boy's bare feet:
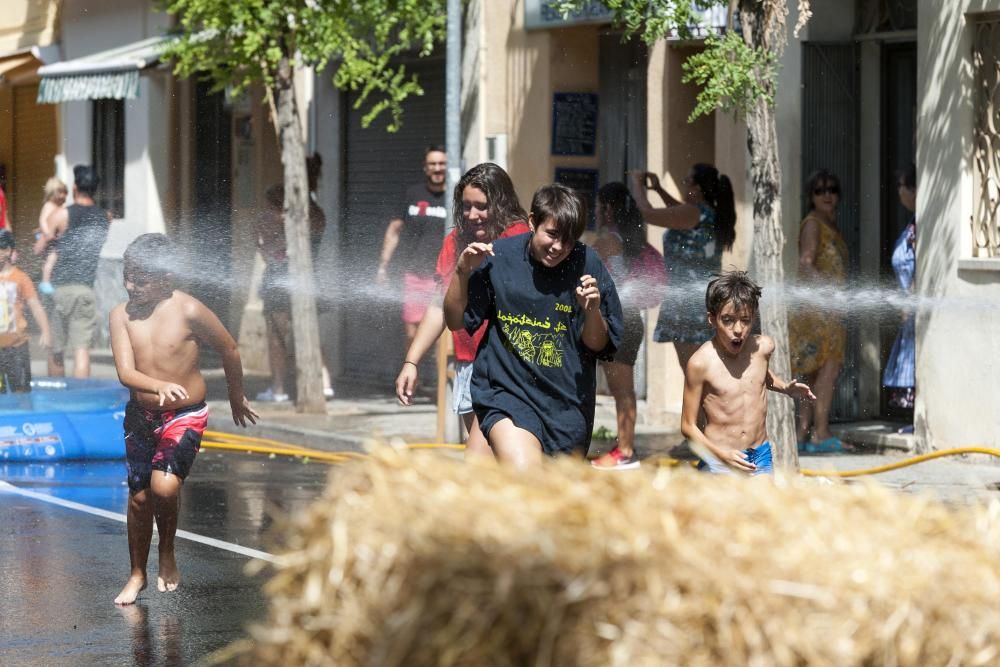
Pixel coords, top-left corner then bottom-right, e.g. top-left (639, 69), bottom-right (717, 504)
top-left (114, 574), bottom-right (147, 605)
top-left (157, 555), bottom-right (180, 592)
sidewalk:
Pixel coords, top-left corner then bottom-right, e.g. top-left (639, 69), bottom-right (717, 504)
top-left (80, 354), bottom-right (1000, 505)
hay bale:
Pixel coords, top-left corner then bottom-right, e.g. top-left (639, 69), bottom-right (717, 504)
top-left (245, 452), bottom-right (1000, 666)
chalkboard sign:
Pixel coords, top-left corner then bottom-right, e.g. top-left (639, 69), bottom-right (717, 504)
top-left (551, 93), bottom-right (598, 156)
top-left (554, 167), bottom-right (599, 229)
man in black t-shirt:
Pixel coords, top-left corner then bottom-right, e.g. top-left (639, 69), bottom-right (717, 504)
top-left (376, 146), bottom-right (448, 345)
top-left (37, 165), bottom-right (111, 379)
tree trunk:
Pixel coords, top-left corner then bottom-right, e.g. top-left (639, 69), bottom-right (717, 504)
top-left (274, 56), bottom-right (326, 414)
top-left (740, 2), bottom-right (798, 471)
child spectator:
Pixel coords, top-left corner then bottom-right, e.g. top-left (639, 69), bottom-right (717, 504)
top-left (0, 230), bottom-right (51, 391)
top-left (682, 271), bottom-right (815, 475)
top-left (443, 184), bottom-right (623, 467)
top-left (110, 233), bottom-right (258, 605)
top-left (395, 163), bottom-right (528, 459)
top-left (36, 177), bottom-right (68, 295)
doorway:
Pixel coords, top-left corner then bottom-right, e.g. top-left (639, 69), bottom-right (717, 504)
top-left (879, 41), bottom-right (917, 421)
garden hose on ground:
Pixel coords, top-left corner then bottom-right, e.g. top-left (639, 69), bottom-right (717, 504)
top-left (199, 432), bottom-right (1000, 478)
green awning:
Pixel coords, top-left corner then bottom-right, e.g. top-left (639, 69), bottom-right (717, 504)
top-left (37, 35), bottom-right (169, 103)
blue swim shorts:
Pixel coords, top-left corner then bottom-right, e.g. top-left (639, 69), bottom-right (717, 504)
top-left (697, 441), bottom-right (773, 476)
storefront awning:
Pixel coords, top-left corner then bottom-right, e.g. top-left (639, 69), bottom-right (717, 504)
top-left (37, 35), bottom-right (170, 103)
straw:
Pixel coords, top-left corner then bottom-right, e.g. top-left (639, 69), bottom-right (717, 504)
top-left (238, 450), bottom-right (1000, 666)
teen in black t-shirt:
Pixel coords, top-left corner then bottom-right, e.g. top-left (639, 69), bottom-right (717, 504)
top-left (444, 184), bottom-right (623, 466)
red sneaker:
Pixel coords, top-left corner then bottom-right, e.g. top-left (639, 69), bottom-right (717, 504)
top-left (590, 445), bottom-right (640, 470)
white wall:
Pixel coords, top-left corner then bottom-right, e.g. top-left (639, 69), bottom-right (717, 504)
top-left (57, 0), bottom-right (171, 258)
top-left (915, 0), bottom-right (1000, 451)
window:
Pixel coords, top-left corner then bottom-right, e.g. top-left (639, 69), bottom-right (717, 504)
top-left (971, 14), bottom-right (1000, 258)
top-left (92, 98), bottom-right (124, 218)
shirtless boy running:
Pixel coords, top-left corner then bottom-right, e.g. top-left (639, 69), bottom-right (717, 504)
top-left (682, 271), bottom-right (815, 475)
top-left (110, 234), bottom-right (258, 605)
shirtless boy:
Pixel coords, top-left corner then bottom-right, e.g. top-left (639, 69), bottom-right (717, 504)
top-left (682, 271), bottom-right (815, 475)
top-left (110, 234), bottom-right (258, 605)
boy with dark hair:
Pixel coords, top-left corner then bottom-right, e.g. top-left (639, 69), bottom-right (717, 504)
top-left (0, 230), bottom-right (51, 391)
top-left (110, 233), bottom-right (258, 605)
top-left (682, 271), bottom-right (815, 475)
top-left (443, 183), bottom-right (623, 468)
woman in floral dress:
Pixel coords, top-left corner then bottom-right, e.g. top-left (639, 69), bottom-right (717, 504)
top-left (790, 169), bottom-right (849, 453)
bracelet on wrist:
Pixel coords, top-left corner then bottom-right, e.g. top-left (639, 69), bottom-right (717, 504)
top-left (403, 360), bottom-right (418, 367)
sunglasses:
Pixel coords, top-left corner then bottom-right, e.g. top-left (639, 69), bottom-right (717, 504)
top-left (813, 186), bottom-right (839, 196)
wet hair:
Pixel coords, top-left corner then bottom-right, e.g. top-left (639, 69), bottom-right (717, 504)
top-left (424, 145), bottom-right (446, 159)
top-left (597, 181), bottom-right (645, 263)
top-left (690, 163), bottom-right (736, 251)
top-left (73, 164), bottom-right (99, 197)
top-left (453, 163), bottom-right (527, 245)
top-left (43, 177), bottom-right (68, 203)
top-left (529, 183), bottom-right (586, 243)
top-left (123, 233), bottom-right (178, 277)
top-left (705, 270), bottom-right (762, 316)
top-left (896, 163), bottom-right (916, 190)
top-left (804, 168), bottom-right (841, 209)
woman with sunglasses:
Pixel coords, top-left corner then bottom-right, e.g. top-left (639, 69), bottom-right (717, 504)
top-left (789, 169), bottom-right (849, 453)
top-left (629, 164), bottom-right (737, 373)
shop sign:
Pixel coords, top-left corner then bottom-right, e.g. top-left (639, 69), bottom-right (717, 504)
top-left (524, 0), bottom-right (613, 30)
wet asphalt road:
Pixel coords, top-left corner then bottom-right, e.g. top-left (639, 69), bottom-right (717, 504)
top-left (0, 451), bottom-right (331, 665)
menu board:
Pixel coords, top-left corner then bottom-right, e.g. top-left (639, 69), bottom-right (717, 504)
top-left (551, 93), bottom-right (598, 156)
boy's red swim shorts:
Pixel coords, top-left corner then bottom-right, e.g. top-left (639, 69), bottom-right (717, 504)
top-left (124, 401), bottom-right (209, 492)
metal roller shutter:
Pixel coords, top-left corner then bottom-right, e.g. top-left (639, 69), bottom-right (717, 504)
top-left (339, 55), bottom-right (446, 386)
top-left (801, 43), bottom-right (860, 421)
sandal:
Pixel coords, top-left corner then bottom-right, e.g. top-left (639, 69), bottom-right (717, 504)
top-left (591, 445), bottom-right (641, 470)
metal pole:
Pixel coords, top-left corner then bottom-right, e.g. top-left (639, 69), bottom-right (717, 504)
top-left (445, 0), bottom-right (462, 230)
top-left (439, 0), bottom-right (463, 443)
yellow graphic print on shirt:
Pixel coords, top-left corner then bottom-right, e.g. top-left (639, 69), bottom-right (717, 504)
top-left (498, 309), bottom-right (568, 368)
top-left (0, 282), bottom-right (19, 334)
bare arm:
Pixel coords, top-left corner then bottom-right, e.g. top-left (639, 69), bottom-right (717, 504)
top-left (797, 217), bottom-right (821, 281)
top-left (110, 306), bottom-right (189, 404)
top-left (26, 297), bottom-right (51, 349)
top-left (395, 302), bottom-right (447, 405)
top-left (443, 242), bottom-right (493, 331)
top-left (628, 171), bottom-right (701, 230)
top-left (443, 269), bottom-right (471, 332)
top-left (187, 298), bottom-right (258, 426)
top-left (35, 206), bottom-right (67, 256)
top-left (576, 274), bottom-right (609, 352)
top-left (377, 218), bottom-right (404, 279)
top-left (766, 368), bottom-right (817, 401)
top-left (681, 354), bottom-right (756, 472)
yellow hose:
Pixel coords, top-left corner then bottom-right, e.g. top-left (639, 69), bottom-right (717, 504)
top-left (799, 447), bottom-right (1000, 478)
top-left (200, 433), bottom-right (1000, 478)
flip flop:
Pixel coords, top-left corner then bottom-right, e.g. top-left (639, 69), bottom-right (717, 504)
top-left (802, 437), bottom-right (844, 454)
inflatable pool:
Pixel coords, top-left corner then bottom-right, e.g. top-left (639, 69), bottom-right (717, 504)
top-left (0, 378), bottom-right (129, 462)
